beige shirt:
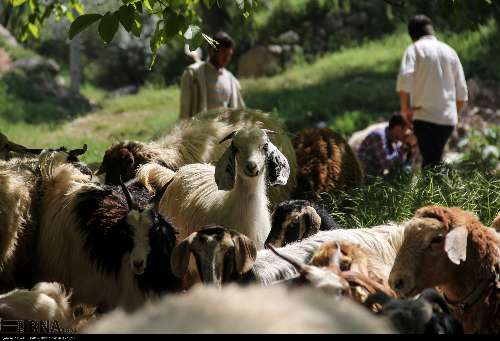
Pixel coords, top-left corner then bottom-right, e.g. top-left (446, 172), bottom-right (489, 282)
top-left (396, 35), bottom-right (468, 126)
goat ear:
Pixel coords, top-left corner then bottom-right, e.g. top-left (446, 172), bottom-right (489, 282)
top-left (266, 141), bottom-right (290, 187)
top-left (444, 226), bottom-right (468, 265)
top-left (215, 145), bottom-right (236, 190)
top-left (170, 234), bottom-right (195, 278)
top-left (231, 232), bottom-right (257, 275)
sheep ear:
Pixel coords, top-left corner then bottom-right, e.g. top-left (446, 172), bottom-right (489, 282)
top-left (266, 142), bottom-right (290, 187)
top-left (215, 144), bottom-right (236, 190)
top-left (170, 234), bottom-right (195, 278)
top-left (231, 232), bottom-right (257, 275)
top-left (444, 226), bottom-right (468, 265)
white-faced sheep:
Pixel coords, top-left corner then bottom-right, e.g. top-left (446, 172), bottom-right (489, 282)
top-left (365, 288), bottom-right (464, 334)
top-left (35, 163), bottom-right (181, 312)
top-left (0, 282), bottom-right (96, 332)
top-left (266, 199), bottom-right (342, 247)
top-left (97, 108), bottom-right (297, 204)
top-left (389, 205), bottom-right (500, 334)
top-left (292, 127), bottom-right (364, 199)
top-left (0, 132), bottom-right (44, 160)
top-left (139, 127), bottom-right (291, 250)
top-left (0, 146), bottom-right (90, 291)
top-left (83, 284), bottom-right (395, 333)
top-left (170, 226), bottom-right (257, 287)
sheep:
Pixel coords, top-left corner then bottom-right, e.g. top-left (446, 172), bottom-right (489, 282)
top-left (140, 127), bottom-right (291, 250)
top-left (267, 242), bottom-right (395, 302)
top-left (83, 283), bottom-right (396, 333)
top-left (364, 288), bottom-right (464, 334)
top-left (292, 127), bottom-right (364, 199)
top-left (250, 223), bottom-right (405, 286)
top-left (35, 162), bottom-right (181, 312)
top-left (0, 282), bottom-right (96, 332)
top-left (389, 205), bottom-right (500, 334)
top-left (0, 146), bottom-right (90, 291)
top-left (170, 226), bottom-right (257, 287)
top-left (492, 213), bottom-right (500, 233)
top-left (97, 108), bottom-right (297, 204)
top-left (0, 132), bottom-right (44, 160)
top-left (266, 199), bottom-right (341, 247)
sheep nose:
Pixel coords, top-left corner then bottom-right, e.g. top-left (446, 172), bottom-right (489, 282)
top-left (133, 260), bottom-right (144, 269)
top-left (245, 162), bottom-right (258, 175)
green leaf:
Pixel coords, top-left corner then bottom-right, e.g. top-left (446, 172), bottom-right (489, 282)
top-left (69, 13), bottom-right (102, 39)
top-left (28, 22), bottom-right (39, 38)
top-left (72, 2), bottom-right (85, 15)
top-left (12, 0), bottom-right (27, 7)
top-left (28, 0), bottom-right (37, 12)
top-left (164, 10), bottom-right (186, 39)
top-left (131, 13), bottom-right (142, 37)
top-left (66, 11), bottom-right (76, 22)
top-left (118, 5), bottom-right (134, 32)
top-left (98, 11), bottom-right (120, 44)
top-left (144, 0), bottom-right (154, 12)
top-left (184, 25), bottom-right (203, 49)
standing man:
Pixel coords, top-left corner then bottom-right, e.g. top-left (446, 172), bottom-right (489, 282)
top-left (179, 31), bottom-right (245, 120)
top-left (396, 15), bottom-right (468, 169)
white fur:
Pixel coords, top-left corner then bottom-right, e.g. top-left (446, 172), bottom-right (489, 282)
top-left (127, 210), bottom-right (152, 275)
top-left (253, 223), bottom-right (406, 285)
top-left (84, 284), bottom-right (395, 333)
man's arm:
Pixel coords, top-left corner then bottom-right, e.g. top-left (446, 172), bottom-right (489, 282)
top-left (399, 91), bottom-right (413, 124)
top-left (456, 100), bottom-right (466, 114)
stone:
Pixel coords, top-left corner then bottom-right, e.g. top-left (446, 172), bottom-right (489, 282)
top-left (237, 45), bottom-right (282, 78)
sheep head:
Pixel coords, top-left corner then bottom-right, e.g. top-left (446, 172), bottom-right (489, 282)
top-left (266, 243), bottom-right (350, 296)
top-left (266, 200), bottom-right (322, 247)
top-left (215, 128), bottom-right (290, 190)
top-left (389, 205), bottom-right (478, 297)
top-left (171, 227), bottom-right (257, 288)
top-left (38, 145), bottom-right (91, 180)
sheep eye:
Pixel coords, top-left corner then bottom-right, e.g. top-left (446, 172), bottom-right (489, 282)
top-left (430, 235), bottom-right (444, 244)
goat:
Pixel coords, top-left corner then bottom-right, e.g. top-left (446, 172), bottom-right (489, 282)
top-left (140, 127), bottom-right (290, 250)
top-left (389, 205), bottom-right (500, 334)
top-left (97, 108), bottom-right (297, 204)
top-left (35, 162), bottom-right (180, 312)
top-left (292, 127), bottom-right (364, 199)
top-left (365, 288), bottom-right (464, 334)
top-left (83, 283), bottom-right (395, 333)
top-left (0, 132), bottom-right (44, 160)
top-left (266, 199), bottom-right (341, 247)
top-left (0, 146), bottom-right (89, 291)
top-left (0, 282), bottom-right (96, 331)
top-left (170, 226), bottom-right (257, 287)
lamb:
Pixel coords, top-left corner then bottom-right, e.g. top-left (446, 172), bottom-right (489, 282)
top-left (170, 226), bottom-right (257, 287)
top-left (365, 288), bottom-right (464, 334)
top-left (292, 127), bottom-right (364, 199)
top-left (140, 127), bottom-right (291, 250)
top-left (389, 205), bottom-right (500, 334)
top-left (83, 284), bottom-right (395, 333)
top-left (0, 146), bottom-right (89, 291)
top-left (0, 132), bottom-right (44, 160)
top-left (97, 108), bottom-right (297, 204)
top-left (0, 282), bottom-right (96, 331)
top-left (35, 162), bottom-right (181, 312)
top-left (266, 199), bottom-right (341, 247)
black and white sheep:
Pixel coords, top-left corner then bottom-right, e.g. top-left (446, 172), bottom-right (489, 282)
top-left (96, 108), bottom-right (297, 204)
top-left (35, 163), bottom-right (181, 312)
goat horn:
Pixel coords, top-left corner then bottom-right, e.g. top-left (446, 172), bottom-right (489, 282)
top-left (418, 288), bottom-right (451, 314)
top-left (266, 243), bottom-right (306, 271)
top-left (364, 291), bottom-right (393, 311)
top-left (219, 131), bottom-right (237, 144)
top-left (119, 175), bottom-right (139, 211)
top-left (262, 129), bottom-right (278, 135)
top-left (69, 144), bottom-right (88, 156)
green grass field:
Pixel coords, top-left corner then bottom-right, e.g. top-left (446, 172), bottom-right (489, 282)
top-left (1, 21), bottom-right (498, 226)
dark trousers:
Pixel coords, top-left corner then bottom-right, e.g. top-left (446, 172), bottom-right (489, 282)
top-left (413, 120), bottom-right (454, 169)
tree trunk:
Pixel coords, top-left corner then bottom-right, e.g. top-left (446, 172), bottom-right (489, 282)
top-left (69, 33), bottom-right (81, 95)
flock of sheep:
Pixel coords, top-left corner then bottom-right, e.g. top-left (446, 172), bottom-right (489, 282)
top-left (0, 108), bottom-right (499, 334)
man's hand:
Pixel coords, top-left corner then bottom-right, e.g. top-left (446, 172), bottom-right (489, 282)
top-left (399, 91), bottom-right (413, 124)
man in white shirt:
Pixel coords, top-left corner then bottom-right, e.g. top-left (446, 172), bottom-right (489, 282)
top-left (179, 31), bottom-right (245, 119)
top-left (396, 15), bottom-right (468, 169)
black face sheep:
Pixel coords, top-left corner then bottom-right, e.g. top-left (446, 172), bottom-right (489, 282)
top-left (0, 146), bottom-right (90, 291)
top-left (35, 162), bottom-right (181, 312)
top-left (292, 127), bottom-right (364, 200)
top-left (389, 205), bottom-right (500, 334)
top-left (138, 127), bottom-right (291, 250)
top-left (266, 199), bottom-right (341, 247)
top-left (365, 288), bottom-right (464, 334)
top-left (97, 108), bottom-right (297, 204)
top-left (171, 226), bottom-right (257, 287)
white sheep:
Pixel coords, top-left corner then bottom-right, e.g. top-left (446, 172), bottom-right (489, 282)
top-left (83, 284), bottom-right (395, 333)
top-left (139, 127), bottom-right (291, 250)
top-left (35, 162), bottom-right (180, 312)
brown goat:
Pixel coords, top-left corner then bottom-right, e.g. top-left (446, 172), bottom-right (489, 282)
top-left (389, 205), bottom-right (500, 334)
top-left (492, 213), bottom-right (500, 233)
top-left (292, 128), bottom-right (364, 199)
